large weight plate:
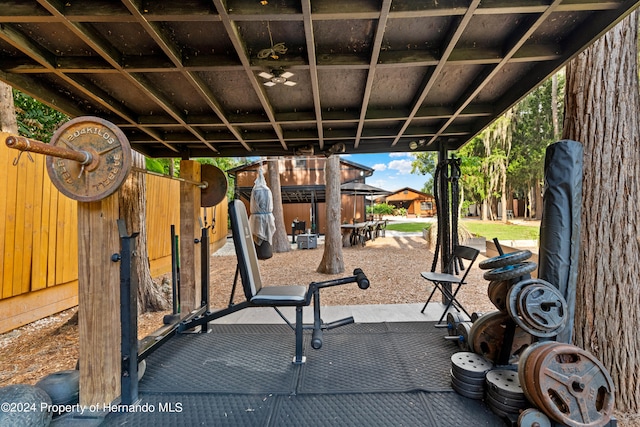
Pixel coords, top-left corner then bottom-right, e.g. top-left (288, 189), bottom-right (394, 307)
top-left (507, 279), bottom-right (568, 338)
top-left (479, 250), bottom-right (532, 270)
top-left (487, 280), bottom-right (511, 311)
top-left (483, 262), bottom-right (537, 281)
top-left (47, 116), bottom-right (132, 202)
top-left (517, 341), bottom-right (547, 403)
top-left (469, 311), bottom-right (535, 363)
top-left (534, 344), bottom-right (615, 427)
top-left (524, 342), bottom-right (563, 411)
top-left (519, 284), bottom-right (567, 332)
top-left (200, 164), bottom-right (228, 207)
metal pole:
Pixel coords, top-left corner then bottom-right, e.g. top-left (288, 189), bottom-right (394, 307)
top-left (200, 226), bottom-right (210, 333)
top-left (117, 219), bottom-right (140, 406)
top-left (5, 135), bottom-right (91, 164)
top-left (438, 143), bottom-right (452, 304)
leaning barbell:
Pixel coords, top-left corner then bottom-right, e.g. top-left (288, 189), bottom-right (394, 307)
top-left (4, 116), bottom-right (227, 206)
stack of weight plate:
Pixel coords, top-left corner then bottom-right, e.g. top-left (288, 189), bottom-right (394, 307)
top-left (484, 369), bottom-right (529, 418)
top-left (450, 352), bottom-right (493, 399)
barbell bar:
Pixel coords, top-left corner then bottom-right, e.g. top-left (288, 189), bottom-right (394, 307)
top-left (3, 117), bottom-right (227, 206)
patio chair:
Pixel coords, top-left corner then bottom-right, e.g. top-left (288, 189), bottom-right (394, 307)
top-left (229, 199), bottom-right (370, 363)
top-left (420, 245), bottom-right (479, 325)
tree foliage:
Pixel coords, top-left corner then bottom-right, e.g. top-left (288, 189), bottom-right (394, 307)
top-left (13, 89), bottom-right (68, 142)
top-left (410, 72), bottom-right (565, 220)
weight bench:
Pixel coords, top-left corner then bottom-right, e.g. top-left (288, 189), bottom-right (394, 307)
top-left (181, 200), bottom-right (369, 364)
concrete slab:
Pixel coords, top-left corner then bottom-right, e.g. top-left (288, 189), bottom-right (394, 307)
top-left (209, 302), bottom-right (466, 325)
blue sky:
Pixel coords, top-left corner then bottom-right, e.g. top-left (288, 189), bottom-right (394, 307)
top-left (343, 152), bottom-right (428, 193)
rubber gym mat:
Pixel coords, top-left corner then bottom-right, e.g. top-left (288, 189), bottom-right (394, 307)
top-left (298, 322), bottom-right (457, 393)
top-left (101, 391), bottom-right (505, 426)
top-left (139, 326), bottom-right (300, 394)
top-left (101, 393), bottom-right (273, 427)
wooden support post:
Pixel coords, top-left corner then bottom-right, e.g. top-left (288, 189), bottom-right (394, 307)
top-left (77, 195), bottom-right (121, 406)
top-left (179, 160), bottom-right (202, 314)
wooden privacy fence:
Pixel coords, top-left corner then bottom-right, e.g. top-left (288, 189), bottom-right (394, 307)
top-left (0, 143), bottom-right (228, 334)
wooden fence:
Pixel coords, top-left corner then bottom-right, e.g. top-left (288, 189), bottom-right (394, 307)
top-left (0, 142), bottom-right (228, 334)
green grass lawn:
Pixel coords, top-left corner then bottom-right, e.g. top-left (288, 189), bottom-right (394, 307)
top-left (385, 219), bottom-right (539, 241)
top-left (462, 220), bottom-right (539, 241)
top-left (384, 222), bottom-right (431, 233)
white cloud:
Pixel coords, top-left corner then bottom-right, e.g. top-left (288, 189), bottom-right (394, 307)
top-left (371, 163), bottom-right (387, 171)
top-left (388, 152), bottom-right (411, 158)
top-left (388, 159), bottom-right (413, 174)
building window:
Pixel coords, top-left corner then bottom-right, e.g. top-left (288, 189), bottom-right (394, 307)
top-left (421, 201), bottom-right (433, 211)
top-left (295, 158), bottom-right (307, 169)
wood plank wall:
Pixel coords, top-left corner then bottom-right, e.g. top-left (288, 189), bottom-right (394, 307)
top-left (0, 143), bottom-right (228, 333)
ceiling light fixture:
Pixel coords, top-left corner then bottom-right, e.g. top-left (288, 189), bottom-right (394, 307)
top-left (259, 69), bottom-right (297, 87)
top-left (409, 139), bottom-right (427, 150)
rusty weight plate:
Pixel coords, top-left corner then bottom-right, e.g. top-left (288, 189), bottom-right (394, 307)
top-left (469, 311), bottom-right (535, 363)
top-left (487, 280), bottom-right (511, 311)
top-left (47, 116), bottom-right (132, 202)
top-left (524, 342), bottom-right (563, 411)
top-left (534, 343), bottom-right (615, 427)
top-left (517, 341), bottom-right (547, 404)
top-left (200, 164), bottom-right (228, 207)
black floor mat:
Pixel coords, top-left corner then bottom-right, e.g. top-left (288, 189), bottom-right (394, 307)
top-left (103, 322), bottom-right (506, 426)
top-left (140, 325), bottom-right (300, 394)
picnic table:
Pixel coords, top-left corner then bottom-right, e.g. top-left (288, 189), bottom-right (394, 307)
top-left (341, 220), bottom-right (387, 247)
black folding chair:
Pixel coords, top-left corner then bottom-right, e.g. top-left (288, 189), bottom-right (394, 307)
top-left (420, 245), bottom-right (479, 325)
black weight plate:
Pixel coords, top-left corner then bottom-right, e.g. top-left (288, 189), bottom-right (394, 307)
top-left (35, 370), bottom-right (79, 406)
top-left (471, 312), bottom-right (485, 322)
top-left (456, 322), bottom-right (472, 351)
top-left (447, 312), bottom-right (466, 336)
top-left (486, 387), bottom-right (527, 408)
top-left (485, 369), bottom-right (525, 400)
top-left (450, 352), bottom-right (493, 379)
top-left (483, 262), bottom-right (537, 282)
top-left (485, 391), bottom-right (525, 414)
top-left (518, 408), bottom-right (552, 427)
top-left (479, 250), bottom-right (532, 270)
top-left (200, 164), bottom-right (228, 207)
top-left (508, 279), bottom-right (567, 338)
top-left (520, 284), bottom-right (567, 332)
top-left (450, 368), bottom-right (486, 387)
top-left (450, 373), bottom-right (486, 393)
top-left (451, 381), bottom-right (485, 400)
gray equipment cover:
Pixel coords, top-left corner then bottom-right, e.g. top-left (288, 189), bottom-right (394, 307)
top-left (249, 167), bottom-right (276, 246)
top-left (537, 140), bottom-right (583, 344)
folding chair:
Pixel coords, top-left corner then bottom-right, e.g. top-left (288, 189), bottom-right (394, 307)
top-left (228, 199), bottom-right (370, 364)
top-left (420, 245), bottom-right (479, 325)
